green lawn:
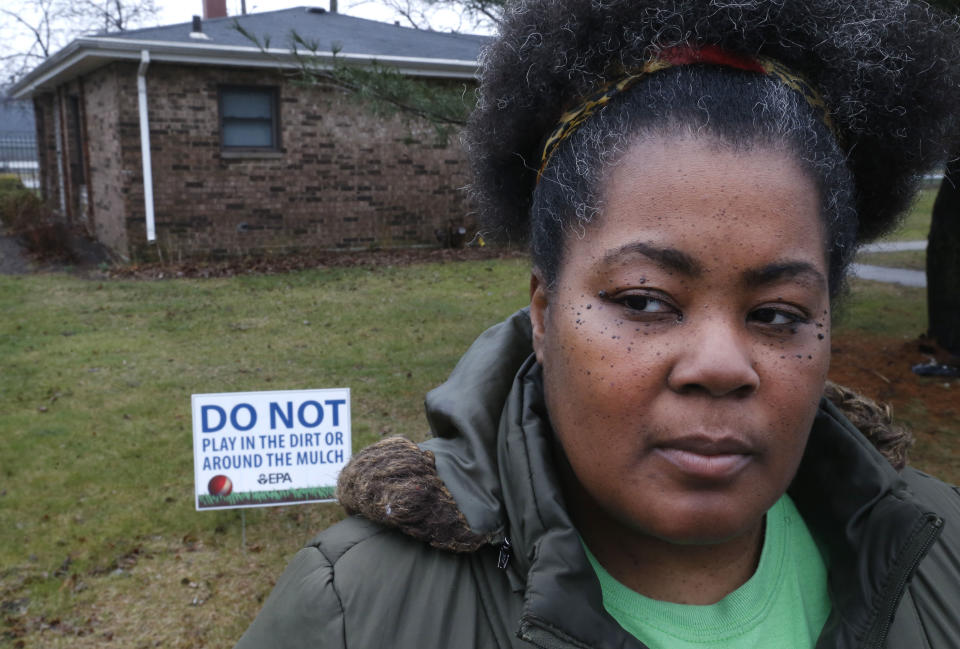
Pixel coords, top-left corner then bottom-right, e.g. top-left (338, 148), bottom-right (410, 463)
top-left (0, 258), bottom-right (947, 648)
top-left (856, 249), bottom-right (927, 271)
top-left (0, 259), bottom-right (532, 646)
top-left (833, 278), bottom-right (927, 336)
top-left (882, 187), bottom-right (935, 241)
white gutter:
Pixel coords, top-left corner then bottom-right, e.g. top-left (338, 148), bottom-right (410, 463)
top-left (137, 49), bottom-right (156, 243)
top-left (9, 36), bottom-right (481, 98)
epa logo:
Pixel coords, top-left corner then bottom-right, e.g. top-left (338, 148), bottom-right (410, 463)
top-left (258, 472), bottom-right (293, 485)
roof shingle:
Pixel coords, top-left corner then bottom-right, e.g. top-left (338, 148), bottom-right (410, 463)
top-left (104, 6), bottom-right (490, 61)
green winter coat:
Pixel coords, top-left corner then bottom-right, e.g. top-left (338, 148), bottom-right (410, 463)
top-left (234, 309), bottom-right (960, 649)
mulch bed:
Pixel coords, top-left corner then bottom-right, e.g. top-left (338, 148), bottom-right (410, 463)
top-left (829, 332), bottom-right (958, 482)
top-left (829, 333), bottom-right (957, 423)
top-left (105, 246), bottom-right (527, 280)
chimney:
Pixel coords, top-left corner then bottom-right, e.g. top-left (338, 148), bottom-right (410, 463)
top-left (330, 0), bottom-right (338, 12)
top-left (189, 15), bottom-right (210, 39)
top-left (203, 0), bottom-right (227, 19)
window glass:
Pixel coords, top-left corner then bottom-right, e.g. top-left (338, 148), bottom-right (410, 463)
top-left (222, 90), bottom-right (273, 119)
top-left (222, 122), bottom-right (274, 148)
top-left (220, 87), bottom-right (278, 150)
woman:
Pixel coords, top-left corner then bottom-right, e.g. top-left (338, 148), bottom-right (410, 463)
top-left (235, 1), bottom-right (960, 647)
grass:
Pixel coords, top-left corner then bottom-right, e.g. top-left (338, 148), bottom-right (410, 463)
top-left (856, 249), bottom-right (927, 271)
top-left (0, 258), bottom-right (531, 646)
top-left (852, 185), bottom-right (932, 271)
top-left (882, 187), bottom-right (934, 241)
top-left (834, 278), bottom-right (927, 336)
top-left (197, 487), bottom-right (337, 509)
top-left (0, 258), bottom-right (951, 647)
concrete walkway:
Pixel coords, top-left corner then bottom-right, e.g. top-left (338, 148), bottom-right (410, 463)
top-left (850, 263), bottom-right (927, 287)
top-left (850, 239), bottom-right (927, 287)
top-left (859, 240), bottom-right (927, 253)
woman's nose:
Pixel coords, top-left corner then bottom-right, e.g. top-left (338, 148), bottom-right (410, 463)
top-left (666, 318), bottom-right (760, 398)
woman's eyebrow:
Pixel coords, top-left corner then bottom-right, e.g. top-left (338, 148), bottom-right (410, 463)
top-left (600, 242), bottom-right (703, 276)
top-left (742, 261), bottom-right (827, 288)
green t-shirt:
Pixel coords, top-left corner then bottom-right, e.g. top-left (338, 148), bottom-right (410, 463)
top-left (582, 494), bottom-right (830, 648)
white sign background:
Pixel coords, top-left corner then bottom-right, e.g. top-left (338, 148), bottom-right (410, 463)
top-left (192, 388), bottom-right (351, 510)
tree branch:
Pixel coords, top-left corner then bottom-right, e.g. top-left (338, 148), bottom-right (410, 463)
top-left (1, 7), bottom-right (53, 58)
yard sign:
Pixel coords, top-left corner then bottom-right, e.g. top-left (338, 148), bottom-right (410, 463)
top-left (192, 389), bottom-right (351, 510)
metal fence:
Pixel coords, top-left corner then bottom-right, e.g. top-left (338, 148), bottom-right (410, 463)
top-left (0, 131), bottom-right (40, 190)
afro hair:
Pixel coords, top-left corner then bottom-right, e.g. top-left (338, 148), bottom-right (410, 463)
top-left (465, 0), bottom-right (960, 246)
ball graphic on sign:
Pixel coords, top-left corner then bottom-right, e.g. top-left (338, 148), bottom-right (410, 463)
top-left (208, 475), bottom-right (233, 497)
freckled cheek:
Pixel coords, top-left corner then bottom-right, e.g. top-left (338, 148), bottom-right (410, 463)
top-left (553, 314), bottom-right (663, 389)
top-left (548, 312), bottom-right (633, 380)
top-left (546, 348), bottom-right (663, 455)
top-left (761, 352), bottom-right (829, 433)
top-left (761, 315), bottom-right (831, 368)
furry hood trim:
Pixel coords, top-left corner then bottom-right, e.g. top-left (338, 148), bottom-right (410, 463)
top-left (337, 380), bottom-right (913, 554)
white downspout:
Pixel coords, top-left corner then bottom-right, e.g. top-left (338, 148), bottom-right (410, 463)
top-left (137, 49), bottom-right (156, 242)
top-left (53, 92), bottom-right (67, 215)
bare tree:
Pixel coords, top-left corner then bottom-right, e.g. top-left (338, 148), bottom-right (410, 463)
top-left (373, 0), bottom-right (442, 29)
top-left (353, 0), bottom-right (505, 32)
top-left (922, 0), bottom-right (960, 356)
top-left (0, 0), bottom-right (63, 85)
top-left (65, 0), bottom-right (159, 33)
top-left (428, 0), bottom-right (505, 27)
top-left (0, 0), bottom-right (158, 87)
top-left (927, 161), bottom-right (960, 355)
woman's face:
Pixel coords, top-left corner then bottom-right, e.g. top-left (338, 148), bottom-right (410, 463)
top-left (530, 136), bottom-right (831, 545)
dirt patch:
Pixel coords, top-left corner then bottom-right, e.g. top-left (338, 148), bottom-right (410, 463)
top-left (0, 225), bottom-right (112, 276)
top-left (104, 246), bottom-right (528, 280)
top-left (0, 228), bottom-right (34, 274)
top-left (829, 332), bottom-right (959, 483)
top-left (0, 230), bottom-right (527, 279)
top-left (2, 508), bottom-right (347, 649)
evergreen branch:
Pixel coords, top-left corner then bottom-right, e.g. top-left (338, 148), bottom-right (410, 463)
top-left (231, 20), bottom-right (475, 136)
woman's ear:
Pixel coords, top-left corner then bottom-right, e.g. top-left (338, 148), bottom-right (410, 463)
top-left (529, 270), bottom-right (549, 365)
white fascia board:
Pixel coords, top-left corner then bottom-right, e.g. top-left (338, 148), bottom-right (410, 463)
top-left (10, 35), bottom-right (480, 97)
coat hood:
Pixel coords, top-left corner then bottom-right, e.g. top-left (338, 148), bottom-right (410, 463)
top-left (335, 308), bottom-right (943, 648)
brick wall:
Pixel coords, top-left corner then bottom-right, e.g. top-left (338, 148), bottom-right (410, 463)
top-left (32, 94), bottom-right (59, 211)
top-left (74, 62), bottom-right (477, 260)
top-left (33, 70), bottom-right (127, 253)
top-left (82, 63), bottom-right (129, 256)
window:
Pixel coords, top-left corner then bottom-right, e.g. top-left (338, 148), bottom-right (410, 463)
top-left (219, 86), bottom-right (280, 151)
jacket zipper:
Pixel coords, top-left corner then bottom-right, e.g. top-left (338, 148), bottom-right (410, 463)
top-left (865, 514), bottom-right (943, 648)
top-left (497, 535), bottom-right (512, 570)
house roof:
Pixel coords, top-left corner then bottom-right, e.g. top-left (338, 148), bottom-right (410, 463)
top-left (10, 6), bottom-right (492, 99)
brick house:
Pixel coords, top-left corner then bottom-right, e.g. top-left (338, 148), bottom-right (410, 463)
top-left (9, 4), bottom-right (490, 260)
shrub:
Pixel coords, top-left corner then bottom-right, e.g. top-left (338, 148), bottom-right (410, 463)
top-left (0, 174), bottom-right (75, 262)
top-left (0, 174), bottom-right (42, 230)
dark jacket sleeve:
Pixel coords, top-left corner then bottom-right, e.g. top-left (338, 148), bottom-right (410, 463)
top-left (893, 468), bottom-right (960, 647)
top-left (232, 515), bottom-right (514, 649)
top-left (234, 545), bottom-right (346, 649)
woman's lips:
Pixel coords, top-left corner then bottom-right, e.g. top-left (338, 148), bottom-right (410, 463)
top-left (653, 436), bottom-right (755, 481)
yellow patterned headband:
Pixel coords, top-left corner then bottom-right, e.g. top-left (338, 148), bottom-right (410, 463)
top-left (537, 45), bottom-right (837, 181)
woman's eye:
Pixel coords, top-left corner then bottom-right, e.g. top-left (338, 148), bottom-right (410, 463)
top-left (751, 307), bottom-right (804, 326)
top-left (619, 295), bottom-right (673, 314)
